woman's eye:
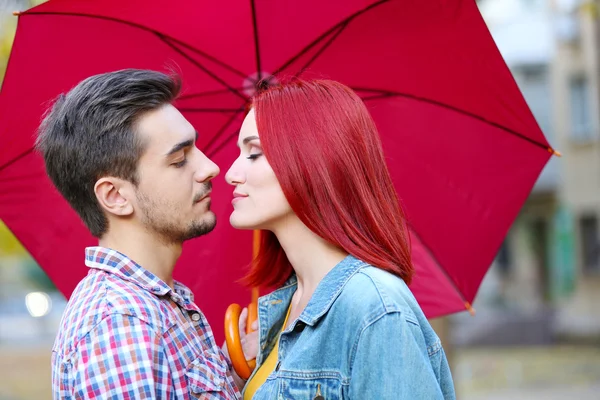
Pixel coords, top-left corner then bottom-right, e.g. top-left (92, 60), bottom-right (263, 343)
top-left (246, 153), bottom-right (263, 161)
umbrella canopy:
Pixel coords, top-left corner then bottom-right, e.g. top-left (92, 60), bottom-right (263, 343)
top-left (0, 0), bottom-right (554, 339)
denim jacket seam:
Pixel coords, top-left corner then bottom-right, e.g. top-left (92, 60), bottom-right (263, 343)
top-left (349, 309), bottom-right (390, 375)
top-left (276, 369), bottom-right (348, 382)
top-left (302, 259), bottom-right (369, 325)
top-left (428, 338), bottom-right (443, 357)
top-left (358, 270), bottom-right (420, 326)
top-left (268, 278), bottom-right (298, 297)
top-left (357, 270), bottom-right (393, 310)
top-left (364, 273), bottom-right (440, 357)
top-left (254, 279), bottom-right (298, 382)
top-left (280, 276), bottom-right (299, 290)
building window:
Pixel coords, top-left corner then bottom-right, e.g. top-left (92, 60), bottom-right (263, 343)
top-left (496, 239), bottom-right (511, 275)
top-left (515, 66), bottom-right (552, 139)
top-left (579, 215), bottom-right (599, 273)
top-left (521, 0), bottom-right (543, 11)
top-left (569, 76), bottom-right (594, 141)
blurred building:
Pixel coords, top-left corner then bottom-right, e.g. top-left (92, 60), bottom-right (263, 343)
top-left (550, 0), bottom-right (600, 339)
top-left (458, 0), bottom-right (600, 346)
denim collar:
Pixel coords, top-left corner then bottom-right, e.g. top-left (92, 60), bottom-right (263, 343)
top-left (260, 254), bottom-right (368, 327)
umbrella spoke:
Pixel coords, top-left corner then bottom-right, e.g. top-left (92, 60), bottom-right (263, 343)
top-left (179, 87), bottom-right (254, 101)
top-left (203, 107), bottom-right (246, 156)
top-left (250, 0), bottom-right (263, 82)
top-left (409, 228), bottom-right (470, 307)
top-left (179, 108), bottom-right (244, 113)
top-left (206, 126), bottom-right (242, 159)
top-left (164, 36), bottom-right (250, 80)
top-left (273, 0), bottom-right (389, 76)
top-left (0, 148), bottom-right (33, 173)
top-left (356, 87), bottom-right (553, 153)
top-left (23, 10), bottom-right (251, 82)
top-left (296, 22), bottom-right (349, 78)
top-left (158, 33), bottom-right (249, 102)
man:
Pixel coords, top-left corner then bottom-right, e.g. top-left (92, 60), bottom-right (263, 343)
top-left (37, 69), bottom-right (241, 399)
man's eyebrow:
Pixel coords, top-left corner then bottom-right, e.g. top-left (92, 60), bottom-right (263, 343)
top-left (165, 131), bottom-right (198, 156)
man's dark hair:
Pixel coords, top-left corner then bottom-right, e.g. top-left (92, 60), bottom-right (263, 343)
top-left (36, 69), bottom-right (181, 238)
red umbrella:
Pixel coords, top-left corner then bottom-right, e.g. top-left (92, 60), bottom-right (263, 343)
top-left (0, 0), bottom-right (556, 341)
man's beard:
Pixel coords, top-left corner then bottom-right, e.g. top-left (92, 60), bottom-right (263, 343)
top-left (136, 183), bottom-right (216, 245)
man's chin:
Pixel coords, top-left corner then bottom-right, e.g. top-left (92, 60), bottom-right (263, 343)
top-left (183, 213), bottom-right (217, 241)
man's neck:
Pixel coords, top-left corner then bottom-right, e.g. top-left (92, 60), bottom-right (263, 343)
top-left (99, 227), bottom-right (182, 289)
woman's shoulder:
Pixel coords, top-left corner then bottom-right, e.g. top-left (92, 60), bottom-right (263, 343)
top-left (337, 263), bottom-right (425, 325)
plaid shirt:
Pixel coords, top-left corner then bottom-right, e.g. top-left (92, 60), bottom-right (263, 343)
top-left (52, 247), bottom-right (241, 399)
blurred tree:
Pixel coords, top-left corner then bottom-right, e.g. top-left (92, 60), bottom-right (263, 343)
top-left (0, 221), bottom-right (57, 291)
top-left (0, 221), bottom-right (27, 256)
top-left (0, 17), bottom-right (17, 83)
top-left (23, 258), bottom-right (57, 291)
top-left (1, 0), bottom-right (47, 83)
top-left (1, 1), bottom-right (52, 291)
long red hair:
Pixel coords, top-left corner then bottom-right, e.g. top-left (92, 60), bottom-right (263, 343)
top-left (245, 79), bottom-right (414, 288)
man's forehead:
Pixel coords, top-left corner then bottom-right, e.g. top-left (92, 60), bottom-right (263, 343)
top-left (135, 107), bottom-right (197, 155)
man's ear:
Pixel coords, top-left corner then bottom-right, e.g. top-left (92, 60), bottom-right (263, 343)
top-left (94, 177), bottom-right (135, 217)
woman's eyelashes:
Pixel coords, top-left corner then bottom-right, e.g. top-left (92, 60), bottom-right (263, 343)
top-left (247, 153), bottom-right (263, 161)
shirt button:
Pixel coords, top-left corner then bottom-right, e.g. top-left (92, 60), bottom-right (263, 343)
top-left (191, 313), bottom-right (201, 322)
top-left (152, 287), bottom-right (161, 292)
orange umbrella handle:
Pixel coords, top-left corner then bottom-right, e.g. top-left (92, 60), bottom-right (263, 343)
top-left (224, 302), bottom-right (257, 380)
top-left (225, 231), bottom-right (261, 379)
top-left (246, 301), bottom-right (258, 334)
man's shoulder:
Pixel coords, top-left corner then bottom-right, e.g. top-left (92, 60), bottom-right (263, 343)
top-left (55, 270), bottom-right (174, 350)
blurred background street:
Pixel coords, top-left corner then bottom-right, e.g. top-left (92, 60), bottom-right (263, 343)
top-left (1, 0), bottom-right (600, 399)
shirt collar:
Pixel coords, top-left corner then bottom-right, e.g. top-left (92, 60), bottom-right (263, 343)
top-left (85, 246), bottom-right (195, 305)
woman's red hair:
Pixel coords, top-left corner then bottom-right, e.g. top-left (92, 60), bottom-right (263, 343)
top-left (245, 79), bottom-right (414, 288)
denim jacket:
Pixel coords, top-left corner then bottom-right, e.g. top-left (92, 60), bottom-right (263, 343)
top-left (243, 255), bottom-right (456, 400)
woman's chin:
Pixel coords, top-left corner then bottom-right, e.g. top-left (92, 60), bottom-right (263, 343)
top-left (229, 213), bottom-right (255, 230)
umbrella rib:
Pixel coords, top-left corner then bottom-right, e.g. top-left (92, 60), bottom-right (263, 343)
top-left (203, 107), bottom-right (246, 156)
top-left (0, 172), bottom-right (43, 183)
top-left (0, 147), bottom-right (33, 173)
top-left (162, 36), bottom-right (250, 80)
top-left (179, 87), bottom-right (254, 101)
top-left (18, 11), bottom-right (250, 95)
top-left (296, 22), bottom-right (349, 78)
top-left (356, 87), bottom-right (553, 153)
top-left (361, 93), bottom-right (394, 101)
top-left (158, 34), bottom-right (248, 102)
top-left (178, 108), bottom-right (243, 113)
top-left (250, 0), bottom-right (262, 81)
top-left (206, 126), bottom-right (243, 159)
top-left (273, 0), bottom-right (389, 76)
top-left (408, 228), bottom-right (473, 308)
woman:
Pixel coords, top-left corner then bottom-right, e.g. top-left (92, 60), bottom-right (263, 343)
top-left (226, 79), bottom-right (455, 399)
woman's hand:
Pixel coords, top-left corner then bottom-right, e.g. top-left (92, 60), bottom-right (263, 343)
top-left (222, 306), bottom-right (259, 390)
top-left (239, 307), bottom-right (259, 362)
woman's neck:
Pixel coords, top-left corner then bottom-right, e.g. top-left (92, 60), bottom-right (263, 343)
top-left (272, 216), bottom-right (348, 310)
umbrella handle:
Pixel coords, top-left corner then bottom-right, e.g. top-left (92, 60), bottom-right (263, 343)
top-left (225, 230), bottom-right (261, 379)
top-left (224, 301), bottom-right (258, 380)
